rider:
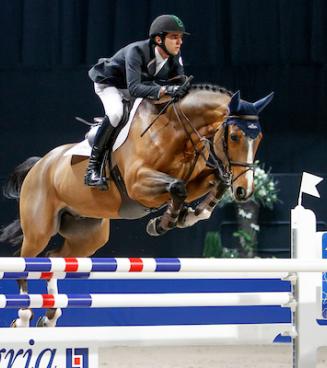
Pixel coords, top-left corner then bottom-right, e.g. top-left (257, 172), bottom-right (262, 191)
top-left (85, 14), bottom-right (191, 190)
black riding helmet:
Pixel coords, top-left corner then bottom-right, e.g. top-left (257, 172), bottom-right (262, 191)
top-left (149, 15), bottom-right (189, 56)
top-left (149, 15), bottom-right (189, 37)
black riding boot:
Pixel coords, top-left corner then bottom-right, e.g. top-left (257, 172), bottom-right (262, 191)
top-left (84, 115), bottom-right (115, 190)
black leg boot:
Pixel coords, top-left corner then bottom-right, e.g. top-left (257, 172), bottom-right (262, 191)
top-left (84, 116), bottom-right (115, 190)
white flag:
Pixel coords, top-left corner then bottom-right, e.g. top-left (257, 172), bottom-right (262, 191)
top-left (299, 172), bottom-right (323, 204)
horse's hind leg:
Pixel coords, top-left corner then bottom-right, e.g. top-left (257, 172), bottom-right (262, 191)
top-left (12, 228), bottom-right (56, 327)
top-left (56, 215), bottom-right (110, 257)
top-left (11, 280), bottom-right (34, 327)
top-left (36, 279), bottom-right (62, 328)
top-left (37, 216), bottom-right (110, 327)
top-left (14, 196), bottom-right (60, 327)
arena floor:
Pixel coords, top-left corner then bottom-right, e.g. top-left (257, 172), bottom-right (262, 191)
top-left (100, 345), bottom-right (292, 368)
top-left (100, 345), bottom-right (327, 367)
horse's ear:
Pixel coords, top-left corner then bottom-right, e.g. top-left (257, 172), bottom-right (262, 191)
top-left (253, 92), bottom-right (274, 113)
top-left (229, 91), bottom-right (241, 113)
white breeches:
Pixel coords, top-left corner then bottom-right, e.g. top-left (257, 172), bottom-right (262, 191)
top-left (94, 83), bottom-right (124, 127)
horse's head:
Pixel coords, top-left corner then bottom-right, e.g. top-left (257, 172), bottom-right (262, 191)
top-left (213, 91), bottom-right (274, 202)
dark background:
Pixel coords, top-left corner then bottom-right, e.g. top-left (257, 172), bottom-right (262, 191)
top-left (1, 0), bottom-right (327, 258)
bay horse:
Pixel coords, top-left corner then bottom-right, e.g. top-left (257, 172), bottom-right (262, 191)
top-left (1, 85), bottom-right (273, 327)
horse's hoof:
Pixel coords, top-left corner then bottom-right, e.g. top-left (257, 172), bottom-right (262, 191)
top-left (36, 316), bottom-right (47, 327)
top-left (176, 206), bottom-right (191, 228)
top-left (177, 207), bottom-right (196, 228)
top-left (146, 218), bottom-right (166, 236)
top-left (146, 218), bottom-right (160, 236)
top-left (11, 309), bottom-right (33, 328)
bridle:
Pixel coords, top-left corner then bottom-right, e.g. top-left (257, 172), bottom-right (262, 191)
top-left (170, 104), bottom-right (261, 186)
top-left (221, 115), bottom-right (260, 183)
top-left (140, 93), bottom-right (260, 187)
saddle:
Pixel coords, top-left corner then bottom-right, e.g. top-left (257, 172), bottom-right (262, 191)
top-left (87, 90), bottom-right (136, 147)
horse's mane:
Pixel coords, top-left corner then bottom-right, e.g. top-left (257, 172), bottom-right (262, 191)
top-left (191, 84), bottom-right (233, 96)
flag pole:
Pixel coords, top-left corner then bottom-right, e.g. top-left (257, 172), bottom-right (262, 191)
top-left (298, 189), bottom-right (302, 206)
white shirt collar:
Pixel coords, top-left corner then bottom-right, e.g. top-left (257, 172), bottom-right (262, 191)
top-left (154, 47), bottom-right (168, 75)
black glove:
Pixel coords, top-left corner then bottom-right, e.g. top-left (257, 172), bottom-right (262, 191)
top-left (164, 83), bottom-right (190, 99)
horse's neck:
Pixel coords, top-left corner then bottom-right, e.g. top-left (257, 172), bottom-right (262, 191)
top-left (134, 92), bottom-right (229, 151)
top-left (177, 91), bottom-right (230, 132)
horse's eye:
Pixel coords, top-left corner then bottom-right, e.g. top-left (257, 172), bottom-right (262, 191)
top-left (230, 134), bottom-right (239, 142)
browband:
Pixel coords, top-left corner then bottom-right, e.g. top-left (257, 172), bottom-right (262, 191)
top-left (227, 115), bottom-right (258, 121)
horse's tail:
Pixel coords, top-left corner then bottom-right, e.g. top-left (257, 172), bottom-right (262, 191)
top-left (3, 156), bottom-right (41, 199)
top-left (0, 219), bottom-right (23, 247)
top-left (0, 156), bottom-right (41, 246)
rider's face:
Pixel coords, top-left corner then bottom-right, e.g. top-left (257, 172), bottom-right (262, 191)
top-left (164, 32), bottom-right (183, 56)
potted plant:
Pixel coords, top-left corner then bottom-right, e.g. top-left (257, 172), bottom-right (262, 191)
top-left (204, 161), bottom-right (279, 258)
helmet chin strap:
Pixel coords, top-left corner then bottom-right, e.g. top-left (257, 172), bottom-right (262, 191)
top-left (155, 34), bottom-right (174, 57)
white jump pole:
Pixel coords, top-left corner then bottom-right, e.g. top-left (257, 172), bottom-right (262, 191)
top-left (0, 292), bottom-right (294, 309)
top-left (1, 258), bottom-right (327, 273)
top-left (0, 271), bottom-right (292, 280)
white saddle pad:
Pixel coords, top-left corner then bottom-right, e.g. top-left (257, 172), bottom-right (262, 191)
top-left (64, 98), bottom-right (143, 157)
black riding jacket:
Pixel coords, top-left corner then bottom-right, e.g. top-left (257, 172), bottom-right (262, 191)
top-left (88, 39), bottom-right (184, 100)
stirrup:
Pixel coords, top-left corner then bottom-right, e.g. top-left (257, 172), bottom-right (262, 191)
top-left (93, 180), bottom-right (108, 191)
top-left (84, 165), bottom-right (109, 190)
top-left (84, 174), bottom-right (108, 191)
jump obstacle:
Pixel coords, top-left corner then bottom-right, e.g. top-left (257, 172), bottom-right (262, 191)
top-left (0, 205), bottom-right (326, 367)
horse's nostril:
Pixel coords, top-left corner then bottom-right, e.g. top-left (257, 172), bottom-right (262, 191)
top-left (236, 187), bottom-right (246, 199)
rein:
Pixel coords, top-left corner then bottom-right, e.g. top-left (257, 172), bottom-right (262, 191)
top-left (172, 102), bottom-right (209, 182)
top-left (141, 97), bottom-right (216, 183)
top-left (172, 102), bottom-right (232, 185)
top-left (140, 98), bottom-right (175, 137)
top-left (140, 75), bottom-right (194, 138)
top-left (140, 92), bottom-right (258, 187)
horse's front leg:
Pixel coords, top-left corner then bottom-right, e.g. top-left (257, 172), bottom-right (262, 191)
top-left (147, 179), bottom-right (187, 236)
top-left (177, 181), bottom-right (228, 228)
top-left (127, 167), bottom-right (187, 236)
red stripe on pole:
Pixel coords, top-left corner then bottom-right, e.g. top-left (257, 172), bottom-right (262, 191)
top-left (64, 258), bottom-right (79, 272)
top-left (129, 258), bottom-right (143, 272)
top-left (42, 294), bottom-right (55, 308)
top-left (41, 272), bottom-right (53, 280)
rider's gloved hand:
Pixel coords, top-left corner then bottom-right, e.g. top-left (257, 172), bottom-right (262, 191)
top-left (164, 83), bottom-right (190, 99)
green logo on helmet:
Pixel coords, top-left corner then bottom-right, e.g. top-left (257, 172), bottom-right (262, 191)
top-left (172, 15), bottom-right (184, 29)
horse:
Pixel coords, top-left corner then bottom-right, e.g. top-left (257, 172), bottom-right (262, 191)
top-left (0, 85), bottom-right (273, 327)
